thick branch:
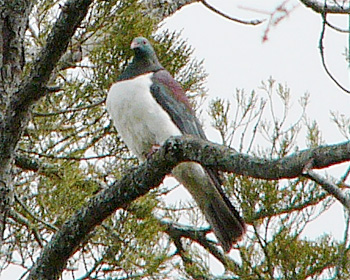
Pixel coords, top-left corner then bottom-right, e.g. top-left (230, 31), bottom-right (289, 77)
top-left (163, 136), bottom-right (350, 180)
top-left (12, 0), bottom-right (93, 110)
top-left (0, 0), bottom-right (35, 247)
top-left (27, 150), bottom-right (175, 279)
top-left (28, 136), bottom-right (350, 278)
top-left (142, 0), bottom-right (199, 21)
top-left (0, 0), bottom-right (94, 176)
top-left (15, 154), bottom-right (61, 177)
top-left (299, 0), bottom-right (350, 14)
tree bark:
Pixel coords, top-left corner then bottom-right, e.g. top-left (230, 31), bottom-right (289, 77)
top-left (299, 0), bottom-right (350, 14)
top-left (142, 0), bottom-right (199, 20)
top-left (0, 0), bottom-right (94, 248)
top-left (0, 0), bottom-right (34, 246)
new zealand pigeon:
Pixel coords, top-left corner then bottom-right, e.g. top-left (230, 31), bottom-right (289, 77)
top-left (106, 37), bottom-right (246, 252)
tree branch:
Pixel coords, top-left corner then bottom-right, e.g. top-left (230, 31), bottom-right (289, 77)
top-left (303, 170), bottom-right (350, 211)
top-left (14, 193), bottom-right (58, 231)
top-left (162, 220), bottom-right (240, 270)
top-left (142, 0), bottom-right (199, 21)
top-left (33, 98), bottom-right (105, 117)
top-left (141, 0), bottom-right (264, 25)
top-left (334, 209), bottom-right (350, 278)
top-left (200, 0), bottom-right (264, 25)
top-left (252, 192), bottom-right (328, 221)
top-left (162, 136), bottom-right (350, 180)
top-left (11, 0), bottom-right (93, 111)
top-left (27, 146), bottom-right (175, 279)
top-left (14, 154), bottom-right (62, 178)
top-left (28, 136), bottom-right (350, 278)
top-left (299, 0), bottom-right (350, 14)
top-left (318, 13), bottom-right (350, 94)
top-left (0, 0), bottom-right (94, 179)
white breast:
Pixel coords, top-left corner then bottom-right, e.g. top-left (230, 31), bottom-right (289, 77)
top-left (106, 73), bottom-right (182, 161)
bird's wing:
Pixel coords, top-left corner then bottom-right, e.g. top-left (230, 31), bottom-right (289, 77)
top-left (151, 70), bottom-right (246, 250)
top-left (151, 69), bottom-right (226, 188)
top-left (150, 70), bottom-right (207, 138)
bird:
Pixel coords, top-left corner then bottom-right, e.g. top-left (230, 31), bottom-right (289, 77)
top-left (106, 36), bottom-right (246, 252)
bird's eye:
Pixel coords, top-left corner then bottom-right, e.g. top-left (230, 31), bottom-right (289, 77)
top-left (142, 40), bottom-right (147, 45)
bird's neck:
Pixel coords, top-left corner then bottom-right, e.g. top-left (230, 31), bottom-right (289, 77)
top-left (118, 55), bottom-right (163, 81)
top-left (133, 53), bottom-right (163, 71)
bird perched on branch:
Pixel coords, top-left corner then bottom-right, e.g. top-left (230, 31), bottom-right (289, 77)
top-left (106, 36), bottom-right (246, 251)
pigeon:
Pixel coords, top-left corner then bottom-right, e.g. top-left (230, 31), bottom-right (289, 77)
top-left (106, 37), bottom-right (246, 251)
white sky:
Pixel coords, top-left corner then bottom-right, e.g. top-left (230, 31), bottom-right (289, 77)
top-left (2, 0), bottom-right (350, 278)
top-left (161, 0), bottom-right (350, 276)
top-left (162, 0), bottom-right (349, 143)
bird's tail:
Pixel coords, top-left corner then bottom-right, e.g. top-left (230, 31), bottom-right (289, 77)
top-left (172, 162), bottom-right (246, 252)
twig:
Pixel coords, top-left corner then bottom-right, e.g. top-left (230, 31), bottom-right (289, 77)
top-left (252, 192), bottom-right (328, 221)
top-left (18, 148), bottom-right (116, 161)
top-left (339, 164), bottom-right (350, 185)
top-left (14, 154), bottom-right (61, 178)
top-left (162, 221), bottom-right (229, 264)
top-left (45, 86), bottom-right (62, 93)
top-left (325, 19), bottom-right (350, 33)
top-left (319, 12), bottom-right (350, 93)
top-left (303, 170), bottom-right (350, 211)
top-left (14, 193), bottom-right (58, 231)
top-left (8, 209), bottom-right (44, 248)
top-left (201, 0), bottom-right (264, 25)
top-left (33, 98), bottom-right (105, 117)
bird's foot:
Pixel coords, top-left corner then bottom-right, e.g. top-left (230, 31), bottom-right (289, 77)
top-left (146, 144), bottom-right (161, 159)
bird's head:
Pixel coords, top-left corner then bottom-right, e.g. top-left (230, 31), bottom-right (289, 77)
top-left (130, 37), bottom-right (158, 61)
top-left (116, 37), bottom-right (163, 79)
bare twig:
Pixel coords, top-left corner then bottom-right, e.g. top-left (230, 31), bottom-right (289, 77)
top-left (325, 19), bottom-right (350, 33)
top-left (162, 220), bottom-right (238, 267)
top-left (303, 170), bottom-right (350, 211)
top-left (339, 164), bottom-right (350, 184)
top-left (201, 0), bottom-right (264, 25)
top-left (239, 0), bottom-right (298, 41)
top-left (319, 12), bottom-right (350, 93)
top-left (14, 193), bottom-right (58, 231)
top-left (8, 209), bottom-right (44, 248)
top-left (33, 98), bottom-right (105, 117)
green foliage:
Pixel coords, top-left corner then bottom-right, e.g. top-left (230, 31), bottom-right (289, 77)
top-left (79, 194), bottom-right (170, 278)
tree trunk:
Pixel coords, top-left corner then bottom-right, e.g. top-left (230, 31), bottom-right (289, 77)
top-left (0, 0), bottom-right (33, 246)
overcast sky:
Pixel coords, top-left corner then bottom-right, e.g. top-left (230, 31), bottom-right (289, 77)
top-left (160, 0), bottom-right (350, 275)
top-left (2, 0), bottom-right (350, 278)
top-left (162, 0), bottom-right (349, 143)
